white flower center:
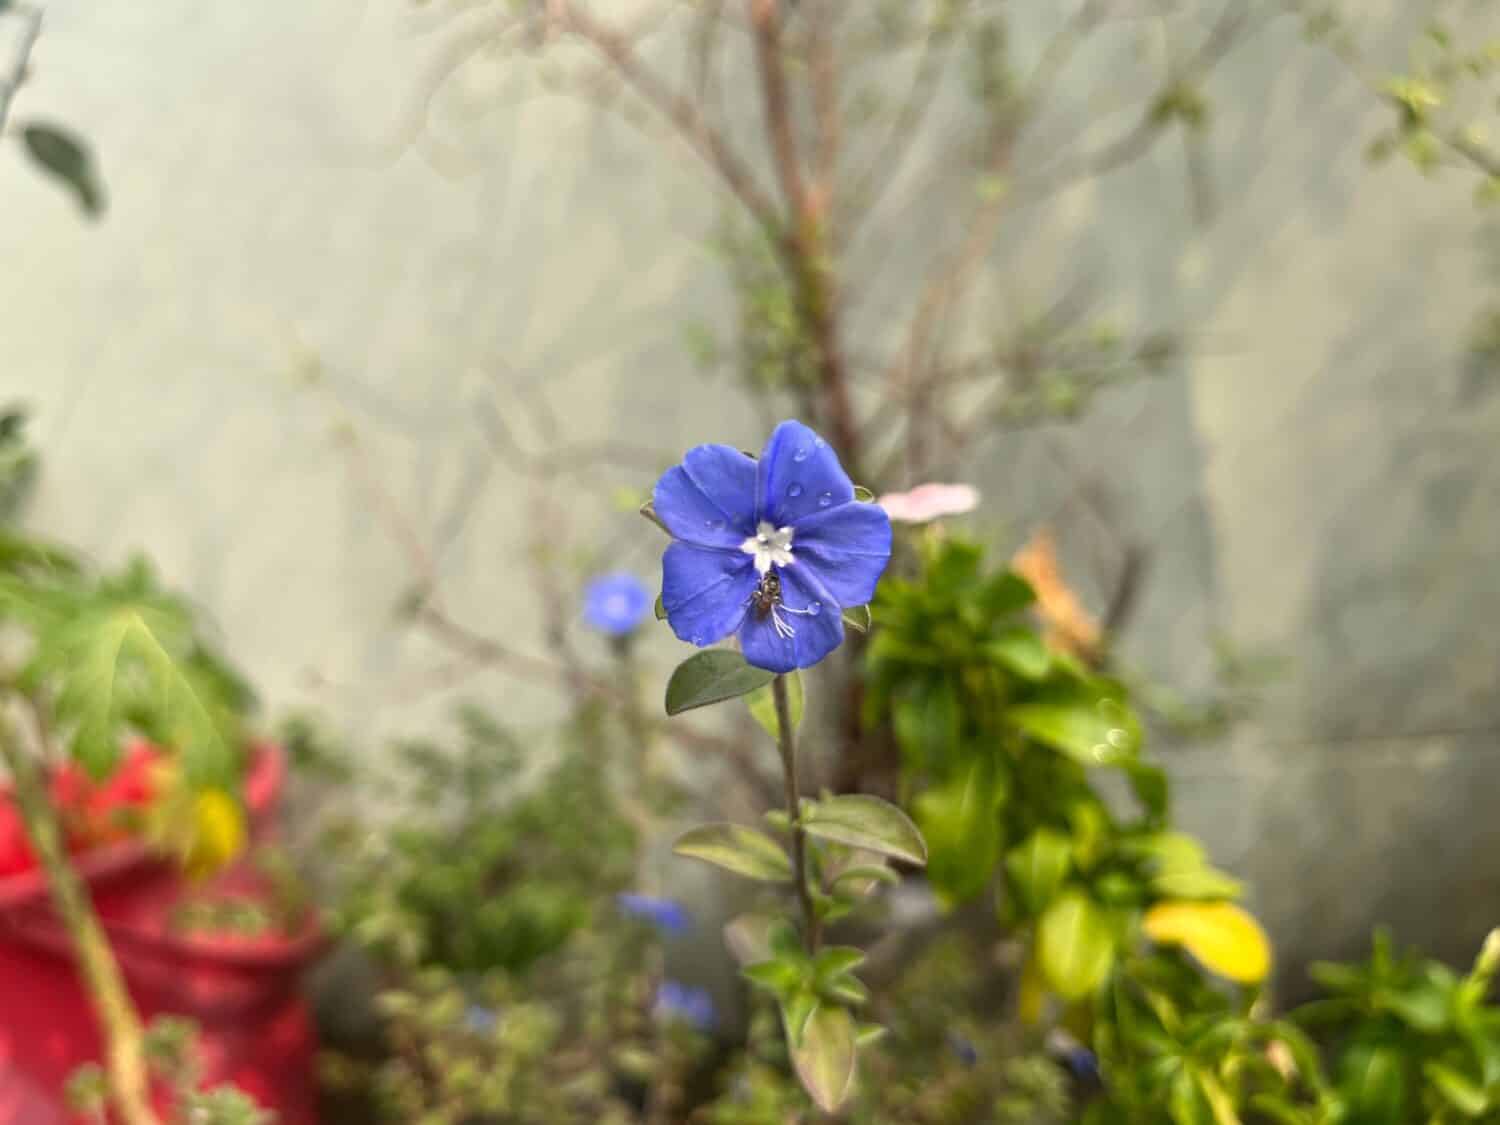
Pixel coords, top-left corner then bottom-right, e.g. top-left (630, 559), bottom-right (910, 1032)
top-left (740, 520), bottom-right (795, 575)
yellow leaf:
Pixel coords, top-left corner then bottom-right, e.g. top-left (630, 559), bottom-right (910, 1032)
top-left (184, 789), bottom-right (245, 880)
top-left (1143, 901), bottom-right (1272, 984)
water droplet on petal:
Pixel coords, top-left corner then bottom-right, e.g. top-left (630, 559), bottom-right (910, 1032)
top-left (787, 483), bottom-right (804, 499)
top-left (808, 601), bottom-right (822, 616)
top-left (817, 491), bottom-right (833, 507)
top-left (813, 437), bottom-right (826, 449)
top-left (792, 446), bottom-right (810, 463)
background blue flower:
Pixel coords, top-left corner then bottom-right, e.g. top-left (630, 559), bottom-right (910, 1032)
top-left (582, 572), bottom-right (651, 636)
top-left (653, 980), bottom-right (716, 1032)
top-left (615, 892), bottom-right (693, 937)
top-left (653, 420), bottom-right (891, 673)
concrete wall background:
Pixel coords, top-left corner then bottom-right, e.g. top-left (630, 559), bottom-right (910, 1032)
top-left (3, 0), bottom-right (1498, 991)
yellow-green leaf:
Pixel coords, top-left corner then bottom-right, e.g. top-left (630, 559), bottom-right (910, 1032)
top-left (789, 1004), bottom-right (857, 1113)
top-left (673, 823), bottom-right (792, 882)
top-left (1143, 900), bottom-right (1272, 984)
top-left (1037, 890), bottom-right (1116, 999)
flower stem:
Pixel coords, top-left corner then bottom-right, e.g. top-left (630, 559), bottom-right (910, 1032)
top-left (0, 719), bottom-right (161, 1125)
top-left (772, 674), bottom-right (819, 952)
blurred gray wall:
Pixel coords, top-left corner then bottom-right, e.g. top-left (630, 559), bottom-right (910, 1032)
top-left (3, 0), bottom-right (1498, 992)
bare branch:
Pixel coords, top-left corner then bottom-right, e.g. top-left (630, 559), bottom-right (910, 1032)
top-left (555, 0), bottom-right (780, 229)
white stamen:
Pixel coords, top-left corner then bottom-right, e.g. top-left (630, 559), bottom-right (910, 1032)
top-left (739, 520), bottom-right (795, 575)
top-left (771, 604), bottom-right (796, 639)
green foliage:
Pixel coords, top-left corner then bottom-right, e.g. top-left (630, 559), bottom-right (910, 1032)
top-left (1295, 929), bottom-right (1500, 1124)
top-left (333, 704), bottom-right (635, 975)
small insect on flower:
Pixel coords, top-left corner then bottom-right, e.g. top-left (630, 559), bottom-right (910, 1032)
top-left (652, 420), bottom-right (892, 673)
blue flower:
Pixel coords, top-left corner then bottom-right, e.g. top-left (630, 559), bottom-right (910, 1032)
top-left (653, 980), bottom-right (716, 1032)
top-left (615, 892), bottom-right (693, 937)
top-left (652, 420), bottom-right (892, 673)
top-left (948, 1032), bottom-right (979, 1067)
top-left (463, 1004), bottom-right (499, 1035)
top-left (582, 572), bottom-right (652, 636)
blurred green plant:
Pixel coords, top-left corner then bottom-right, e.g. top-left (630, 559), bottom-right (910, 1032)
top-left (332, 703), bottom-right (636, 976)
top-left (1293, 929), bottom-right (1500, 1125)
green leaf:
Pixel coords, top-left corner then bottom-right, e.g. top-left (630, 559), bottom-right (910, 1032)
top-left (1152, 867), bottom-right (1244, 901)
top-left (1006, 688), bottom-right (1140, 765)
top-left (1423, 1062), bottom-right (1487, 1116)
top-left (744, 957), bottom-right (807, 995)
top-left (916, 760), bottom-right (1004, 905)
top-left (746, 671), bottom-right (803, 738)
top-left (802, 794), bottom-right (928, 865)
top-left (1340, 1043), bottom-right (1407, 1125)
top-left (1005, 828), bottom-right (1074, 915)
top-left (781, 992), bottom-right (819, 1045)
top-left (5, 565), bottom-right (246, 784)
top-left (841, 604), bottom-right (871, 633)
top-left (814, 946), bottom-right (867, 982)
top-left (20, 123), bottom-right (105, 217)
top-left (853, 486), bottom-right (876, 503)
top-left (653, 594), bottom-right (667, 621)
top-left (1126, 761), bottom-right (1170, 821)
top-left (986, 627), bottom-right (1051, 680)
top-left (1037, 890), bottom-right (1116, 1000)
top-left (665, 650), bottom-right (775, 715)
top-left (788, 1004), bottom-right (857, 1114)
top-left (672, 823), bottom-right (792, 882)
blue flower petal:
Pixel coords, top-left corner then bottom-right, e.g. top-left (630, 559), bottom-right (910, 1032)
top-left (661, 542), bottom-right (756, 646)
top-left (739, 563), bottom-right (843, 673)
top-left (784, 501), bottom-right (891, 608)
top-left (616, 893), bottom-right (693, 936)
top-left (582, 572), bottom-right (652, 635)
top-left (654, 445), bottom-right (758, 549)
top-left (756, 420), bottom-right (855, 527)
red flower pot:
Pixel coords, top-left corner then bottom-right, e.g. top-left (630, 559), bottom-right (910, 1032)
top-left (0, 745), bottom-right (322, 1123)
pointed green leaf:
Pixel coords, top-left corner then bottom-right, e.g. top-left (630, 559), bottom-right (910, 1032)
top-left (747, 670), bottom-right (803, 738)
top-left (1037, 890), bottom-right (1116, 1000)
top-left (744, 957), bottom-right (807, 995)
top-left (654, 594), bottom-right (667, 621)
top-left (781, 992), bottom-right (819, 1045)
top-left (665, 650), bottom-right (775, 715)
top-left (986, 627), bottom-right (1051, 680)
top-left (814, 946), bottom-right (867, 982)
top-left (1426, 1061), bottom-right (1489, 1116)
top-left (1005, 828), bottom-right (1074, 915)
top-left (917, 760), bottom-right (1004, 904)
top-left (853, 485), bottom-right (876, 503)
top-left (673, 823), bottom-right (791, 882)
top-left (803, 794), bottom-right (928, 866)
top-left (789, 1004), bottom-right (857, 1114)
